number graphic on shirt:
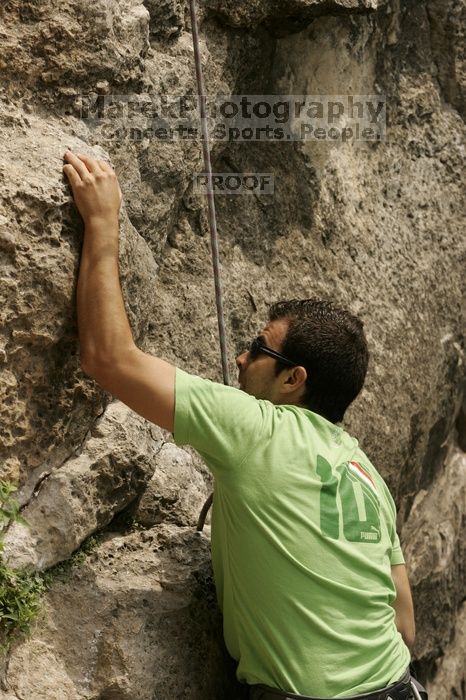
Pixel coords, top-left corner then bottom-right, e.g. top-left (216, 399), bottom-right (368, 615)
top-left (317, 456), bottom-right (381, 543)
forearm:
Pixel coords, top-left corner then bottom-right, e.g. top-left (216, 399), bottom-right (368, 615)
top-left (394, 611), bottom-right (415, 650)
top-left (77, 217), bottom-right (136, 367)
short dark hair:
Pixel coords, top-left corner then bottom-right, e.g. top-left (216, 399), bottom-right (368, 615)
top-left (268, 298), bottom-right (369, 423)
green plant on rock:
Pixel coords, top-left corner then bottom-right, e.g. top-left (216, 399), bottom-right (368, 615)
top-left (42, 532), bottom-right (99, 584)
top-left (0, 480), bottom-right (45, 653)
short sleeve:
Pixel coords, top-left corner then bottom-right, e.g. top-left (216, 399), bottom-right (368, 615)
top-left (390, 530), bottom-right (405, 565)
top-left (173, 367), bottom-right (267, 480)
top-left (381, 480), bottom-right (405, 565)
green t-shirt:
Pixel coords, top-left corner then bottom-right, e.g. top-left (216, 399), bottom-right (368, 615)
top-left (173, 368), bottom-right (410, 697)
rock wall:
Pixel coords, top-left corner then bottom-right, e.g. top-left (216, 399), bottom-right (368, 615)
top-left (0, 0), bottom-right (465, 697)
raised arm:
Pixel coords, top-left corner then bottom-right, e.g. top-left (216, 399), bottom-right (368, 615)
top-left (83, 348), bottom-right (176, 432)
top-left (390, 563), bottom-right (416, 650)
top-left (63, 150), bottom-right (176, 431)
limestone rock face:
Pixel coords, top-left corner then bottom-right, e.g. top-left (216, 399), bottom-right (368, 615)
top-left (0, 100), bottom-right (160, 488)
top-left (401, 446), bottom-right (466, 697)
top-left (203, 0), bottom-right (386, 31)
top-left (0, 0), bottom-right (150, 89)
top-left (133, 442), bottom-right (210, 528)
top-left (426, 0), bottom-right (466, 120)
top-left (0, 0), bottom-right (465, 697)
top-left (2, 404), bottom-right (165, 571)
top-left (427, 601), bottom-right (466, 700)
top-left (2, 525), bottom-right (244, 700)
top-left (145, 0), bottom-right (187, 40)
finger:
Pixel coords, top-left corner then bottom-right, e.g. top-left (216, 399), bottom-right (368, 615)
top-left (63, 163), bottom-right (82, 188)
top-left (97, 159), bottom-right (113, 172)
top-left (63, 150), bottom-right (93, 180)
top-left (74, 152), bottom-right (105, 175)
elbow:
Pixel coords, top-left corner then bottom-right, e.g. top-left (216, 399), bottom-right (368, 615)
top-left (80, 354), bottom-right (99, 377)
top-left (80, 346), bottom-right (137, 377)
top-left (80, 352), bottom-right (110, 377)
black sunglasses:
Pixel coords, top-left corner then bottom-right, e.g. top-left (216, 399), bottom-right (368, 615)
top-left (248, 337), bottom-right (296, 367)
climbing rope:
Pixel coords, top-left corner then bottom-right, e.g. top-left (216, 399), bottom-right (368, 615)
top-left (188, 0), bottom-right (230, 388)
top-left (188, 0), bottom-right (228, 531)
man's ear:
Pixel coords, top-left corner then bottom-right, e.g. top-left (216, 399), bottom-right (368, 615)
top-left (283, 365), bottom-right (307, 392)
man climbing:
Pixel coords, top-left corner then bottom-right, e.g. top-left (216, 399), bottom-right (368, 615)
top-left (63, 150), bottom-right (422, 699)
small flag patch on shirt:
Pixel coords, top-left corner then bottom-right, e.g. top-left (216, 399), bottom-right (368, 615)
top-left (348, 461), bottom-right (378, 496)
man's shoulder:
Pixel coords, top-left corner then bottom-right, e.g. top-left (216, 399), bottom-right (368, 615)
top-left (173, 367), bottom-right (269, 473)
top-left (176, 367), bottom-right (274, 411)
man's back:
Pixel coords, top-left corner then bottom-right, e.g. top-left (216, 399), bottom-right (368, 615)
top-left (174, 368), bottom-right (411, 697)
top-left (63, 156), bottom-right (414, 698)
